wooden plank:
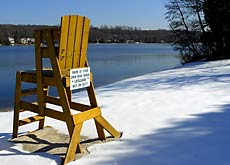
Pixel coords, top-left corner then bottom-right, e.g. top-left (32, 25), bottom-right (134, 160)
top-left (59, 16), bottom-right (70, 69)
top-left (95, 115), bottom-right (121, 138)
top-left (41, 48), bottom-right (59, 58)
top-left (86, 81), bottom-right (98, 107)
top-left (41, 48), bottom-right (49, 58)
top-left (66, 15), bottom-right (77, 69)
top-left (19, 115), bottom-right (45, 126)
top-left (45, 96), bottom-right (92, 111)
top-left (79, 17), bottom-right (90, 67)
top-left (41, 30), bottom-right (49, 58)
top-left (73, 16), bottom-right (83, 68)
top-left (70, 102), bottom-right (92, 112)
top-left (73, 107), bottom-right (101, 124)
top-left (43, 84), bottom-right (49, 126)
top-left (62, 77), bottom-right (70, 87)
top-left (43, 77), bottom-right (56, 86)
top-left (46, 29), bottom-right (75, 136)
top-left (35, 30), bottom-right (46, 129)
top-left (94, 119), bottom-right (106, 140)
top-left (44, 107), bottom-right (67, 122)
top-left (21, 71), bottom-right (36, 83)
top-left (21, 88), bottom-right (37, 97)
top-left (44, 29), bottom-right (59, 58)
top-left (44, 96), bottom-right (60, 105)
top-left (64, 123), bottom-right (83, 164)
top-left (13, 72), bottom-right (22, 138)
top-left (20, 101), bottom-right (39, 113)
top-left (50, 28), bottom-right (60, 42)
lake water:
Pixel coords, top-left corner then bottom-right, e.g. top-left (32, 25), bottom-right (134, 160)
top-left (0, 43), bottom-right (180, 110)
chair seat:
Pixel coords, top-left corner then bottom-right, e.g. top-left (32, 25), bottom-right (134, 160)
top-left (19, 69), bottom-right (71, 87)
top-left (22, 69), bottom-right (53, 76)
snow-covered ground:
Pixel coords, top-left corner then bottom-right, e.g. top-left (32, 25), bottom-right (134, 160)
top-left (1, 59), bottom-right (230, 165)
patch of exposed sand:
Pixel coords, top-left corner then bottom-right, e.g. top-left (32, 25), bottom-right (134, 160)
top-left (10, 126), bottom-right (120, 161)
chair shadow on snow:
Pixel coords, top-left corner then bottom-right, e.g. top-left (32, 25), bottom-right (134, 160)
top-left (0, 132), bottom-right (62, 164)
top-left (100, 103), bottom-right (230, 165)
top-left (0, 129), bottom-right (115, 164)
top-left (2, 104), bottom-right (230, 165)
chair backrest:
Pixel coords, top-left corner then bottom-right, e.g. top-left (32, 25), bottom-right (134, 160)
top-left (34, 15), bottom-right (90, 71)
top-left (58, 15), bottom-right (90, 69)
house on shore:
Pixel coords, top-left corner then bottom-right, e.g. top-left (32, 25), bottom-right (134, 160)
top-left (21, 38), bottom-right (35, 45)
top-left (8, 37), bottom-right (15, 46)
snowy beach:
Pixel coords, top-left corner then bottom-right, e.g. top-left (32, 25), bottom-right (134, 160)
top-left (1, 59), bottom-right (230, 165)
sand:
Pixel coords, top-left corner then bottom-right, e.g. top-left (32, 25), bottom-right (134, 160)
top-left (10, 126), bottom-right (119, 161)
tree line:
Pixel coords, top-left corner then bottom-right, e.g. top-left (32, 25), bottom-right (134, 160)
top-left (89, 26), bottom-right (174, 43)
top-left (0, 24), bottom-right (55, 45)
top-left (0, 24), bottom-right (177, 45)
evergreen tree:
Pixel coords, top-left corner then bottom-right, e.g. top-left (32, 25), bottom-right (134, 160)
top-left (203, 0), bottom-right (230, 58)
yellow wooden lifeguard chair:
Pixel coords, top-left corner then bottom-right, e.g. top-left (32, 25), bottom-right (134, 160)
top-left (12, 15), bottom-right (121, 164)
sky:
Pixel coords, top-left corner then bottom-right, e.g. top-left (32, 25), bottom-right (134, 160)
top-left (0, 0), bottom-right (169, 30)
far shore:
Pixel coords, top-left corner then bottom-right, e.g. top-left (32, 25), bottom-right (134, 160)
top-left (0, 42), bottom-right (172, 47)
top-left (0, 106), bottom-right (13, 112)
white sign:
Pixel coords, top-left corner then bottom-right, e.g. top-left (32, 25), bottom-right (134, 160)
top-left (70, 67), bottom-right (90, 90)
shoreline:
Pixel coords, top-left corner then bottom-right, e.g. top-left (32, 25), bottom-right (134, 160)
top-left (0, 106), bottom-right (13, 112)
top-left (0, 42), bottom-right (173, 47)
top-left (0, 70), bottom-right (173, 113)
top-left (0, 43), bottom-right (180, 112)
top-left (0, 61), bottom-right (182, 113)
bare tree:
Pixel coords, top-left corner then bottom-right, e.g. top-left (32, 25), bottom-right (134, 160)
top-left (165, 0), bottom-right (208, 64)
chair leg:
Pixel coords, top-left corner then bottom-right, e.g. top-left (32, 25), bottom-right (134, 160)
top-left (86, 82), bottom-right (98, 107)
top-left (12, 72), bottom-right (22, 138)
top-left (94, 115), bottom-right (122, 138)
top-left (64, 123), bottom-right (83, 164)
top-left (94, 118), bottom-right (106, 140)
top-left (38, 85), bottom-right (48, 129)
top-left (66, 87), bottom-right (72, 101)
top-left (87, 82), bottom-right (107, 139)
top-left (56, 81), bottom-right (75, 136)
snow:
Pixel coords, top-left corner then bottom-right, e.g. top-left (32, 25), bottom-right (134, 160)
top-left (1, 59), bottom-right (230, 165)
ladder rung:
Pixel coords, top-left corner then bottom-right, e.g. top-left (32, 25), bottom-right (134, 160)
top-left (19, 115), bottom-right (44, 126)
top-left (21, 88), bottom-right (48, 97)
top-left (18, 101), bottom-right (38, 113)
top-left (21, 88), bottom-right (37, 96)
top-left (20, 101), bottom-right (39, 113)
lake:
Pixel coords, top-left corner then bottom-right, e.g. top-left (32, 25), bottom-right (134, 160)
top-left (0, 43), bottom-right (180, 110)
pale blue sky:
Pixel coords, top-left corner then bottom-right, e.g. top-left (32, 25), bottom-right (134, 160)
top-left (1, 0), bottom-right (169, 30)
